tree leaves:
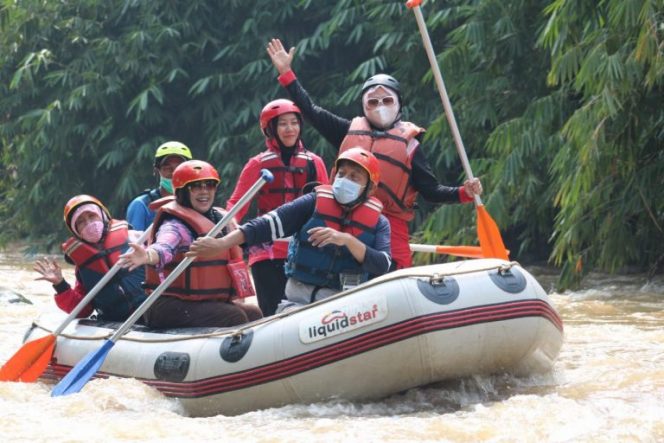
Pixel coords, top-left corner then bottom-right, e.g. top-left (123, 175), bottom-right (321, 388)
top-left (0, 0), bottom-right (661, 288)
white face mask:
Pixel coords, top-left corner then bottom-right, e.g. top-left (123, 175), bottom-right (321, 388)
top-left (363, 86), bottom-right (399, 129)
top-left (366, 105), bottom-right (399, 129)
top-left (332, 177), bottom-right (364, 205)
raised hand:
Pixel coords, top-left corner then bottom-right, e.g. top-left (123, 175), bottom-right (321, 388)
top-left (33, 257), bottom-right (64, 285)
top-left (266, 38), bottom-right (295, 75)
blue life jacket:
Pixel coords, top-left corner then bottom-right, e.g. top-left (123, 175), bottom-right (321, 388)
top-left (285, 185), bottom-right (383, 290)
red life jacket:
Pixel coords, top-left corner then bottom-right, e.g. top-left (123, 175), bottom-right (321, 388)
top-left (62, 219), bottom-right (128, 272)
top-left (144, 202), bottom-right (234, 302)
top-left (62, 220), bottom-right (147, 321)
top-left (257, 140), bottom-right (317, 215)
top-left (313, 185), bottom-right (383, 237)
top-left (339, 117), bottom-right (424, 221)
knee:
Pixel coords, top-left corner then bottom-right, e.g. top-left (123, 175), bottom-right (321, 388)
top-left (244, 305), bottom-right (263, 321)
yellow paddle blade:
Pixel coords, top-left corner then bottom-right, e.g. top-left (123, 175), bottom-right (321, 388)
top-left (476, 204), bottom-right (509, 260)
top-left (0, 334), bottom-right (56, 382)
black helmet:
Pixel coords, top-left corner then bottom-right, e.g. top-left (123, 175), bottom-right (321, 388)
top-left (361, 74), bottom-right (401, 97)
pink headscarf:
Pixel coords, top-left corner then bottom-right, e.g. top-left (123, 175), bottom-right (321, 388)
top-left (70, 204), bottom-right (103, 237)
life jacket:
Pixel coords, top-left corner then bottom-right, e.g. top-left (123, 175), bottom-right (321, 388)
top-left (61, 220), bottom-right (147, 321)
top-left (257, 140), bottom-right (317, 215)
top-left (285, 185), bottom-right (382, 290)
top-left (143, 202), bottom-right (235, 302)
top-left (339, 117), bottom-right (425, 221)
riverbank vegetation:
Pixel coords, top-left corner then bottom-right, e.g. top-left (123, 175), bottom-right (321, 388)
top-left (0, 0), bottom-right (662, 288)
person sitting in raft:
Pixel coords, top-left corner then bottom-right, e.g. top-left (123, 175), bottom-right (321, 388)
top-left (126, 141), bottom-right (193, 231)
top-left (186, 148), bottom-right (391, 308)
top-left (117, 160), bottom-right (263, 328)
top-left (226, 98), bottom-right (329, 316)
top-left (267, 38), bottom-right (483, 270)
top-left (33, 195), bottom-right (147, 321)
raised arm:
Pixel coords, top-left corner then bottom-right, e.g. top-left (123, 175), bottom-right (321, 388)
top-left (267, 38), bottom-right (352, 149)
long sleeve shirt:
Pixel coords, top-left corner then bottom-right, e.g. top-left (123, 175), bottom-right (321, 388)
top-left (240, 193), bottom-right (392, 276)
top-left (277, 70), bottom-right (473, 204)
top-left (147, 214), bottom-right (242, 271)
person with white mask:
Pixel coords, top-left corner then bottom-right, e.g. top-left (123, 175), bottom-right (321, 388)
top-left (33, 195), bottom-right (147, 321)
top-left (267, 38), bottom-right (483, 269)
top-left (185, 148), bottom-right (392, 308)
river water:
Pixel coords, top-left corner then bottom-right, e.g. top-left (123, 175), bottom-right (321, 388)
top-left (1, 250), bottom-right (662, 442)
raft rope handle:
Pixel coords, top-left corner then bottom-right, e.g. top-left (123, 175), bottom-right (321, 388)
top-left (32, 261), bottom-right (519, 343)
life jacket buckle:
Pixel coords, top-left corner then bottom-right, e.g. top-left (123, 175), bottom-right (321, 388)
top-left (340, 272), bottom-right (363, 291)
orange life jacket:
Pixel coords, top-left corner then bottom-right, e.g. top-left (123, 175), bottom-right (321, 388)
top-left (339, 117), bottom-right (424, 221)
top-left (144, 202), bottom-right (236, 302)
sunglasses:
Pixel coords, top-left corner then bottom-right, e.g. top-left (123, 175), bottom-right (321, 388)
top-left (366, 96), bottom-right (396, 108)
top-left (188, 180), bottom-right (218, 191)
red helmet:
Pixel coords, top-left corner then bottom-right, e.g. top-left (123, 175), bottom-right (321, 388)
top-left (172, 160), bottom-right (220, 190)
top-left (63, 194), bottom-right (111, 230)
top-left (335, 147), bottom-right (381, 188)
top-left (259, 99), bottom-right (302, 135)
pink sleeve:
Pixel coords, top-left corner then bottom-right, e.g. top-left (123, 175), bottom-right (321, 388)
top-left (150, 220), bottom-right (194, 267)
top-left (225, 157), bottom-right (262, 222)
top-left (54, 278), bottom-right (94, 318)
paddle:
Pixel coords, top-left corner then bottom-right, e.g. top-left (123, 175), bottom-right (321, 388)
top-left (51, 169), bottom-right (273, 397)
top-left (0, 225), bottom-right (153, 383)
top-left (406, 0), bottom-right (509, 260)
top-left (409, 243), bottom-right (510, 258)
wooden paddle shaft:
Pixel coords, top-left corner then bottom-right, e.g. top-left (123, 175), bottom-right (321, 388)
top-left (410, 4), bottom-right (482, 206)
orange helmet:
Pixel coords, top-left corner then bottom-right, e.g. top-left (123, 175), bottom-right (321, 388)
top-left (259, 99), bottom-right (302, 135)
top-left (63, 194), bottom-right (111, 231)
top-left (335, 147), bottom-right (380, 188)
top-left (172, 160), bottom-right (220, 190)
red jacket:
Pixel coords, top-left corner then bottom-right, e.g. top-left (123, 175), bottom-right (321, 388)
top-left (226, 139), bottom-right (329, 265)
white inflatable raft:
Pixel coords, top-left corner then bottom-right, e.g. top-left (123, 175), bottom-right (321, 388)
top-left (28, 259), bottom-right (563, 417)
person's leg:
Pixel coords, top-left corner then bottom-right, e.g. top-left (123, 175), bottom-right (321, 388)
top-left (250, 259), bottom-right (288, 316)
top-left (386, 215), bottom-right (412, 269)
top-left (143, 297), bottom-right (249, 328)
top-left (236, 303), bottom-right (263, 322)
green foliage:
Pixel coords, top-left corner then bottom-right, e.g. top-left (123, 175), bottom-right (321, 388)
top-left (540, 0), bottom-right (664, 286)
top-left (0, 0), bottom-right (661, 288)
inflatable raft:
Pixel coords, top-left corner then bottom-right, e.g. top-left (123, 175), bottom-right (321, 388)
top-left (27, 259), bottom-right (563, 417)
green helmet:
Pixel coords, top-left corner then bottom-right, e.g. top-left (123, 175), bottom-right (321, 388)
top-left (154, 141), bottom-right (193, 167)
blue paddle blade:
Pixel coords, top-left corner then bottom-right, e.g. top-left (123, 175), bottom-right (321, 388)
top-left (51, 340), bottom-right (115, 397)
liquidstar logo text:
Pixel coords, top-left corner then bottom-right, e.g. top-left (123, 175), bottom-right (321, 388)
top-left (299, 297), bottom-right (388, 343)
